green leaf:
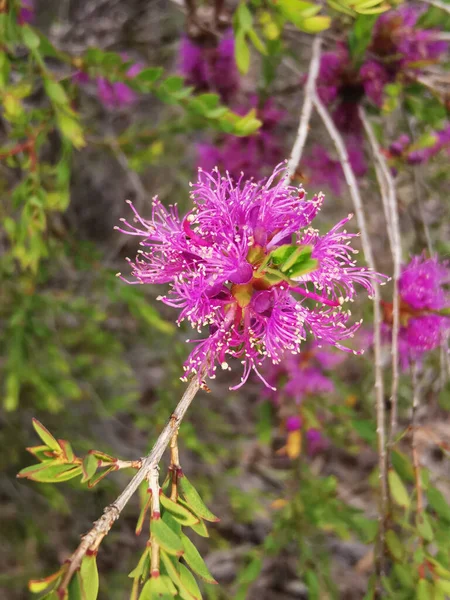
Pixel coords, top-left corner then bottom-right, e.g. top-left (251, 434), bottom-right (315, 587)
top-left (151, 517), bottom-right (185, 556)
top-left (417, 514), bottom-right (434, 542)
top-left (300, 15), bottom-right (331, 32)
top-left (59, 440), bottom-right (75, 462)
top-left (179, 564), bottom-right (202, 600)
top-left (348, 15), bottom-right (377, 63)
top-left (160, 494), bottom-right (199, 526)
top-left (87, 464), bottom-right (117, 488)
top-left (236, 3), bottom-right (253, 32)
top-left (235, 31), bottom-right (250, 74)
top-left (68, 572), bottom-right (83, 600)
top-left (56, 112), bottom-right (85, 148)
top-left (44, 79), bottom-right (69, 105)
top-left (22, 25), bottom-right (40, 49)
top-left (29, 464), bottom-right (83, 483)
top-left (427, 486), bottom-right (450, 522)
top-left (417, 579), bottom-right (433, 600)
top-left (136, 491), bottom-right (152, 535)
top-left (181, 534), bottom-right (217, 584)
top-left (128, 549), bottom-right (150, 580)
top-left (436, 579), bottom-right (450, 595)
top-left (29, 569), bottom-right (63, 594)
top-left (135, 67), bottom-right (164, 85)
top-left (179, 476), bottom-right (220, 523)
top-left (386, 529), bottom-right (404, 561)
top-left (139, 576), bottom-right (176, 599)
top-left (388, 469), bottom-right (410, 508)
top-left (32, 419), bottom-right (61, 453)
top-left (189, 518), bottom-right (209, 538)
top-left (247, 28), bottom-right (267, 55)
top-left (82, 453), bottom-right (99, 484)
top-left (79, 554), bottom-right (99, 600)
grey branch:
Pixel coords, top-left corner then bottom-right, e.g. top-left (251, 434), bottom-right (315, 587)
top-left (420, 0), bottom-right (450, 15)
top-left (286, 36), bottom-right (322, 182)
top-left (359, 107), bottom-right (402, 446)
top-left (312, 92), bottom-right (388, 581)
top-left (57, 377), bottom-right (201, 594)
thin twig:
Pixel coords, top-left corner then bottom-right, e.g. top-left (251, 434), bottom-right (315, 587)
top-left (420, 0), bottom-right (450, 15)
top-left (286, 36), bottom-right (322, 182)
top-left (411, 362), bottom-right (424, 516)
top-left (57, 377), bottom-right (201, 595)
top-left (149, 466), bottom-right (161, 577)
top-left (359, 107), bottom-right (402, 449)
top-left (313, 93), bottom-right (388, 583)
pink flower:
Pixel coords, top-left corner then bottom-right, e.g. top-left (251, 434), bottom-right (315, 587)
top-left (303, 137), bottom-right (367, 195)
top-left (117, 164), bottom-right (385, 389)
top-left (197, 98), bottom-right (286, 181)
top-left (18, 0), bottom-right (34, 25)
top-left (382, 255), bottom-right (450, 367)
top-left (179, 29), bottom-right (239, 102)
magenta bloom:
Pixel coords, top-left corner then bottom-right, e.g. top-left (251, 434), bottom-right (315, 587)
top-left (117, 164), bottom-right (384, 389)
top-left (197, 98), bottom-right (285, 181)
top-left (303, 137), bottom-right (367, 195)
top-left (387, 124), bottom-right (450, 165)
top-left (383, 255), bottom-right (450, 367)
top-left (263, 342), bottom-right (344, 404)
top-left (179, 29), bottom-right (239, 102)
top-left (18, 0), bottom-right (34, 24)
top-left (74, 59), bottom-right (143, 110)
top-left (372, 6), bottom-right (447, 69)
top-left (285, 417), bottom-right (328, 456)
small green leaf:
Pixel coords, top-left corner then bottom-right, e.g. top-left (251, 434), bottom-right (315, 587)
top-left (388, 469), bottom-right (410, 508)
top-left (79, 553), bottom-right (99, 600)
top-left (179, 564), bottom-right (202, 600)
top-left (68, 572), bottom-right (83, 600)
top-left (30, 464), bottom-right (83, 483)
top-left (82, 453), bottom-right (99, 484)
top-left (179, 475), bottom-right (220, 523)
top-left (386, 529), bottom-right (404, 561)
top-left (22, 25), bottom-right (40, 49)
top-left (128, 549), bottom-right (150, 580)
top-left (236, 3), bottom-right (253, 32)
top-left (26, 445), bottom-right (53, 462)
top-left (417, 514), bottom-right (434, 542)
top-left (87, 464), bottom-right (117, 488)
top-left (189, 518), bottom-right (209, 538)
top-left (135, 67), bottom-right (164, 85)
top-left (160, 494), bottom-right (199, 526)
top-left (436, 579), bottom-right (450, 595)
top-left (417, 578), bottom-right (433, 600)
top-left (136, 491), bottom-right (152, 535)
top-left (181, 534), bottom-right (217, 584)
top-left (235, 31), bottom-right (250, 74)
top-left (300, 15), bottom-right (331, 32)
top-left (427, 486), bottom-right (450, 522)
top-left (29, 569), bottom-right (64, 593)
top-left (139, 576), bottom-right (175, 599)
top-left (59, 440), bottom-right (75, 462)
top-left (44, 79), bottom-right (69, 105)
top-left (151, 517), bottom-right (185, 556)
top-left (32, 419), bottom-right (61, 453)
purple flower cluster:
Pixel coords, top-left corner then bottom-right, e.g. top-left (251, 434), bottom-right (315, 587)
top-left (382, 255), bottom-right (450, 368)
top-left (179, 29), bottom-right (239, 103)
top-left (117, 164), bottom-right (384, 389)
top-left (18, 0), bottom-right (34, 25)
top-left (197, 98), bottom-right (286, 181)
top-left (74, 60), bottom-right (142, 110)
top-left (388, 125), bottom-right (450, 165)
top-left (316, 7), bottom-right (447, 130)
top-left (303, 138), bottom-right (367, 196)
top-left (264, 343), bottom-right (344, 404)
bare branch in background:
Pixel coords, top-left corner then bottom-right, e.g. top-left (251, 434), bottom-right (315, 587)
top-left (411, 362), bottom-right (424, 516)
top-left (420, 0), bottom-right (450, 15)
top-left (360, 108), bottom-right (402, 450)
top-left (57, 377), bottom-right (201, 595)
top-left (313, 92), bottom-right (388, 583)
top-left (286, 36), bottom-right (323, 183)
